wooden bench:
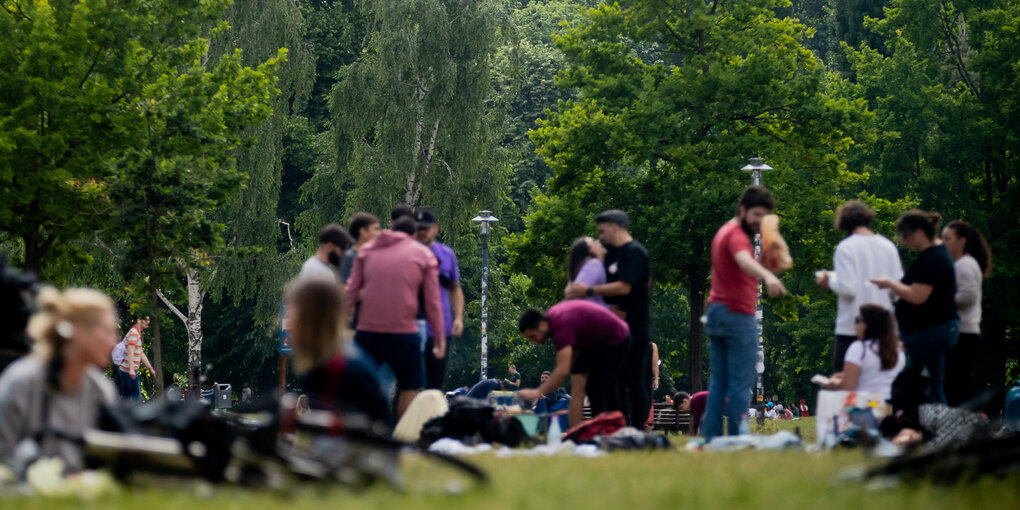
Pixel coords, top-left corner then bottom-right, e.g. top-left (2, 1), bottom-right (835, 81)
top-left (652, 403), bottom-right (692, 434)
top-left (581, 403), bottom-right (692, 435)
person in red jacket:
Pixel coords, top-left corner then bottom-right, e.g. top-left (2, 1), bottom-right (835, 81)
top-left (346, 216), bottom-right (446, 419)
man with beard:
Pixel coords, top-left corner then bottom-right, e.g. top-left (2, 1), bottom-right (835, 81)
top-left (299, 223), bottom-right (353, 284)
top-left (566, 209), bottom-right (651, 427)
top-left (701, 185), bottom-right (787, 442)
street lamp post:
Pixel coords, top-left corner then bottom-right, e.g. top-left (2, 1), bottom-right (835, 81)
top-left (741, 157), bottom-right (773, 403)
top-left (472, 210), bottom-right (499, 380)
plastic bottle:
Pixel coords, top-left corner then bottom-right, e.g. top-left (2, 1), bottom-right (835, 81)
top-left (547, 413), bottom-right (562, 446)
top-left (1005, 380), bottom-right (1020, 432)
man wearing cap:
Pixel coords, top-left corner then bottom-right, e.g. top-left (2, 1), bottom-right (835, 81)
top-left (566, 209), bottom-right (652, 427)
top-left (413, 207), bottom-right (464, 390)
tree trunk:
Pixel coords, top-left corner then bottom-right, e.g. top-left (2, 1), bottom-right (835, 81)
top-left (157, 269), bottom-right (206, 398)
top-left (185, 269), bottom-right (205, 396)
top-left (148, 270), bottom-right (165, 398)
top-left (688, 269), bottom-right (707, 392)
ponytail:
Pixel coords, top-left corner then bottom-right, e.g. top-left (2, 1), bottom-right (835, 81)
top-left (946, 220), bottom-right (993, 278)
top-left (27, 287), bottom-right (115, 390)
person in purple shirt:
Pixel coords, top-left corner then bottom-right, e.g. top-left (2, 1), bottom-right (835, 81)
top-left (414, 208), bottom-right (464, 390)
top-left (516, 300), bottom-right (631, 427)
top-left (567, 236), bottom-right (608, 307)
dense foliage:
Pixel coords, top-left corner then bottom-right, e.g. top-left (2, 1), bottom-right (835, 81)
top-left (2, 0), bottom-right (1017, 403)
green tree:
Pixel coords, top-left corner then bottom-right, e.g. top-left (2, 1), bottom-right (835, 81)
top-left (0, 1), bottom-right (163, 274)
top-left (512, 0), bottom-right (872, 392)
top-left (840, 0), bottom-right (1020, 389)
top-left (301, 0), bottom-right (509, 230)
top-left (106, 14), bottom-right (283, 395)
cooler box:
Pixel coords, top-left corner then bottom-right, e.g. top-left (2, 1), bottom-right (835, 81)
top-left (487, 391), bottom-right (520, 408)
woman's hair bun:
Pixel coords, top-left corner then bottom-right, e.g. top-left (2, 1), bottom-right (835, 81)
top-left (33, 286), bottom-right (63, 315)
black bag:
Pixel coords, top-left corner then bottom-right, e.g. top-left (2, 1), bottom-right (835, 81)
top-left (420, 397), bottom-right (528, 447)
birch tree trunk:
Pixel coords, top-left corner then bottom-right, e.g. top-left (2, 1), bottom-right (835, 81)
top-left (158, 268), bottom-right (207, 397)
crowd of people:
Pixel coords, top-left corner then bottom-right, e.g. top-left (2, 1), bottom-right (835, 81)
top-left (0, 182), bottom-right (998, 473)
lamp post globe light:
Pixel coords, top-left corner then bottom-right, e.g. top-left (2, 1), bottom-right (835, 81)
top-left (472, 210), bottom-right (498, 380)
top-left (740, 157), bottom-right (772, 403)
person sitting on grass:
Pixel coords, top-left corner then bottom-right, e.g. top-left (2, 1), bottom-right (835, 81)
top-left (820, 304), bottom-right (905, 402)
top-left (288, 278), bottom-right (389, 426)
top-left (0, 287), bottom-right (119, 473)
top-left (516, 300), bottom-right (631, 427)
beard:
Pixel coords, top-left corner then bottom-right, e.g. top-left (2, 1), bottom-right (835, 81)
top-left (740, 217), bottom-right (755, 236)
top-left (327, 250), bottom-right (342, 267)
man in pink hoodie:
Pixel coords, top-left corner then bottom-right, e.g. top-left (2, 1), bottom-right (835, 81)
top-left (346, 215), bottom-right (447, 418)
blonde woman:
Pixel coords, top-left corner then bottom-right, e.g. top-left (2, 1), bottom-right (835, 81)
top-left (0, 287), bottom-right (118, 472)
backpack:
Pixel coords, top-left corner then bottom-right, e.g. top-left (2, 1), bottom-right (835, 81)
top-left (111, 332), bottom-right (130, 367)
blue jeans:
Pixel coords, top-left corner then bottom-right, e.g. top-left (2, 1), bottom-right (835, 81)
top-left (701, 303), bottom-right (757, 441)
top-left (118, 369), bottom-right (141, 400)
top-left (902, 320), bottom-right (959, 404)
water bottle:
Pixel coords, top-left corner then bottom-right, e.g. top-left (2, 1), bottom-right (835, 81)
top-left (547, 413), bottom-right (562, 446)
top-left (1005, 380), bottom-right (1020, 432)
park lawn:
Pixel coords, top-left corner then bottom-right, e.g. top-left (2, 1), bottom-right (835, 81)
top-left (13, 418), bottom-right (1018, 510)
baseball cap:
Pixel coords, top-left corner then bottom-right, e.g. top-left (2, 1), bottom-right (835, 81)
top-left (414, 207), bottom-right (437, 227)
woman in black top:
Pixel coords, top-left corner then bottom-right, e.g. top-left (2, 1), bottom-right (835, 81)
top-left (871, 210), bottom-right (959, 403)
top-left (288, 279), bottom-right (390, 426)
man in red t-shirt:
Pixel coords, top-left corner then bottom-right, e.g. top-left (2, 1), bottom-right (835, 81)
top-left (516, 300), bottom-right (631, 427)
top-left (702, 185), bottom-right (786, 441)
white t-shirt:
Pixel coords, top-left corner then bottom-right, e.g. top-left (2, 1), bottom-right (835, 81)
top-left (843, 339), bottom-right (905, 400)
top-left (827, 234), bottom-right (903, 336)
top-left (299, 256), bottom-right (337, 282)
top-left (954, 254), bottom-right (982, 334)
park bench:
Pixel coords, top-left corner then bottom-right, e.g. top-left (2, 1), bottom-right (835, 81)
top-left (581, 403), bottom-right (692, 435)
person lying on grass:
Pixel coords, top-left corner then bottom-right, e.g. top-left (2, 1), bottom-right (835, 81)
top-left (516, 300), bottom-right (631, 427)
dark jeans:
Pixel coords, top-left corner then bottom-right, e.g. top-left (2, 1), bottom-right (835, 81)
top-left (118, 369), bottom-right (141, 400)
top-left (945, 332), bottom-right (980, 406)
top-left (902, 320), bottom-right (959, 404)
top-left (702, 303), bottom-right (756, 440)
top-left (833, 335), bottom-right (857, 372)
top-left (573, 337), bottom-right (630, 417)
top-left (423, 336), bottom-right (447, 390)
top-left (620, 328), bottom-right (652, 427)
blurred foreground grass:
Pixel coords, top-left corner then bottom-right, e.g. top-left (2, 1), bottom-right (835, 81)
top-left (12, 417), bottom-right (1018, 510)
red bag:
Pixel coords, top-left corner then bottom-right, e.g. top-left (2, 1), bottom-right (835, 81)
top-left (563, 411), bottom-right (627, 443)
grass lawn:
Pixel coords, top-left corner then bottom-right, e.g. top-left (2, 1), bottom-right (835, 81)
top-left (13, 417), bottom-right (1019, 510)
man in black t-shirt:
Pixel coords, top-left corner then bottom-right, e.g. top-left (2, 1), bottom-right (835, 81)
top-left (566, 209), bottom-right (651, 427)
top-left (502, 364), bottom-right (522, 390)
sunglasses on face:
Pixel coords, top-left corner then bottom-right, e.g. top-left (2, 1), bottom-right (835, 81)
top-left (854, 316), bottom-right (863, 324)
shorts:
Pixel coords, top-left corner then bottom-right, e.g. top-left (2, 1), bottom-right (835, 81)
top-left (354, 331), bottom-right (424, 391)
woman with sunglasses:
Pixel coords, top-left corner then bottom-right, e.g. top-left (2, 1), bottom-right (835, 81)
top-left (821, 304), bottom-right (905, 401)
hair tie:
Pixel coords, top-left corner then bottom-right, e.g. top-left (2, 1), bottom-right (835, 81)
top-left (55, 320), bottom-right (75, 339)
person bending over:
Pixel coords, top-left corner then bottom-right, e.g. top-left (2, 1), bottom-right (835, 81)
top-left (516, 300), bottom-right (630, 427)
